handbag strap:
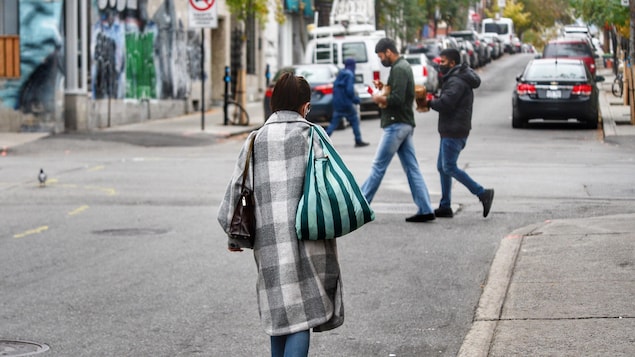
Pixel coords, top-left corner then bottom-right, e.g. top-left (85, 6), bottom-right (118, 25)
top-left (240, 133), bottom-right (257, 191)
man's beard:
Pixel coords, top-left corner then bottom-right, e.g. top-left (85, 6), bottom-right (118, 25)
top-left (381, 58), bottom-right (391, 67)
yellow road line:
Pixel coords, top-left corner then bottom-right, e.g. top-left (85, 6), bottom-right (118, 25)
top-left (88, 165), bottom-right (105, 172)
top-left (14, 226), bottom-right (49, 239)
top-left (68, 205), bottom-right (90, 216)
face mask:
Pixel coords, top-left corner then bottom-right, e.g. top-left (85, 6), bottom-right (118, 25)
top-left (381, 58), bottom-right (391, 67)
top-left (439, 65), bottom-right (451, 75)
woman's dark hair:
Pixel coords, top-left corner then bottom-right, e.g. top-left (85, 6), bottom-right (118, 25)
top-left (270, 72), bottom-right (311, 114)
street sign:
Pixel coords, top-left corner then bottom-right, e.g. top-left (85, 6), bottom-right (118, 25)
top-left (621, 0), bottom-right (629, 6)
top-left (189, 0), bottom-right (218, 28)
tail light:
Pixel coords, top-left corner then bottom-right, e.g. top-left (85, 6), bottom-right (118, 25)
top-left (265, 87), bottom-right (274, 98)
top-left (373, 71), bottom-right (380, 81)
top-left (572, 84), bottom-right (592, 96)
top-left (314, 84), bottom-right (333, 95)
top-left (423, 66), bottom-right (428, 77)
top-left (516, 83), bottom-right (536, 96)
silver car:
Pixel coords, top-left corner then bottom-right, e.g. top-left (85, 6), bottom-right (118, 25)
top-left (403, 53), bottom-right (439, 94)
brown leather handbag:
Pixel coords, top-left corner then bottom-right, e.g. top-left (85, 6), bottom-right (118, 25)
top-left (229, 135), bottom-right (256, 249)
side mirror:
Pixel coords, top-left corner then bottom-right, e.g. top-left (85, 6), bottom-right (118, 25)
top-left (594, 75), bottom-right (605, 83)
top-left (516, 75), bottom-right (522, 82)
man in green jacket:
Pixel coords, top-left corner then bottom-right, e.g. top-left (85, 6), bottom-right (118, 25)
top-left (361, 37), bottom-right (435, 223)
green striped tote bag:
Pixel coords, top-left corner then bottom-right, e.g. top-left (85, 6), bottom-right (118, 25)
top-left (296, 125), bottom-right (375, 240)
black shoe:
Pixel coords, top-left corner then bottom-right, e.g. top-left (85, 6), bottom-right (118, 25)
top-left (434, 207), bottom-right (454, 218)
top-left (478, 189), bottom-right (494, 218)
top-left (355, 141), bottom-right (369, 147)
top-left (405, 213), bottom-right (436, 222)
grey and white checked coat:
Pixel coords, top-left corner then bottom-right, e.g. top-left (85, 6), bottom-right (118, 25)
top-left (218, 111), bottom-right (344, 336)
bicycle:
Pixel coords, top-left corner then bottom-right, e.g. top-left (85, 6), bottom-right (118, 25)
top-left (224, 96), bottom-right (250, 126)
top-left (612, 72), bottom-right (623, 98)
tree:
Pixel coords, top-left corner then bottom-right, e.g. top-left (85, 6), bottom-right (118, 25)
top-left (521, 0), bottom-right (572, 29)
top-left (485, 0), bottom-right (571, 40)
top-left (226, 0), bottom-right (282, 25)
top-left (503, 1), bottom-right (531, 38)
top-left (376, 0), bottom-right (428, 45)
top-left (569, 0), bottom-right (629, 34)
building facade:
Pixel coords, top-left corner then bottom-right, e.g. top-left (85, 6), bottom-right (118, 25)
top-left (0, 0), bottom-right (311, 133)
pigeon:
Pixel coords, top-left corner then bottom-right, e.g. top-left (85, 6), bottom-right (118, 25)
top-left (38, 169), bottom-right (47, 187)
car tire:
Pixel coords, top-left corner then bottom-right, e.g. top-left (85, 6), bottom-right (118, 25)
top-left (512, 107), bottom-right (526, 129)
top-left (584, 112), bottom-right (599, 129)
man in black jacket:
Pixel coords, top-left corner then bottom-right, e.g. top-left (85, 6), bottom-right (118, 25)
top-left (427, 48), bottom-right (494, 218)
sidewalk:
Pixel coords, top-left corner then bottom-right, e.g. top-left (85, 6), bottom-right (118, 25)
top-left (596, 67), bottom-right (635, 139)
top-left (0, 101), bottom-right (264, 154)
top-left (458, 213), bottom-right (635, 356)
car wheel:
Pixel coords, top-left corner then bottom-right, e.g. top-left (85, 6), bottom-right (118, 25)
top-left (512, 107), bottom-right (526, 129)
top-left (584, 112), bottom-right (599, 129)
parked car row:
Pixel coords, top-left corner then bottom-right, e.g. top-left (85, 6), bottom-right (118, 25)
top-left (403, 31), bottom-right (510, 93)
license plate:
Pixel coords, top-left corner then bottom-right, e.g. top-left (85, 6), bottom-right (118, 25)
top-left (546, 90), bottom-right (561, 99)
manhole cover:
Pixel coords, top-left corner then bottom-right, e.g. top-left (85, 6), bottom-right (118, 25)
top-left (0, 340), bottom-right (49, 356)
top-left (91, 228), bottom-right (169, 236)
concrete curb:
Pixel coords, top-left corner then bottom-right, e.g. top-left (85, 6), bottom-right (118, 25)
top-left (456, 222), bottom-right (547, 357)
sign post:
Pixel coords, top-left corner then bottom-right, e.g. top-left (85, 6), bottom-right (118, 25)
top-left (189, 0), bottom-right (218, 131)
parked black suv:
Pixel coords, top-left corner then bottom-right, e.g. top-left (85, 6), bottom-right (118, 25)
top-left (448, 30), bottom-right (486, 67)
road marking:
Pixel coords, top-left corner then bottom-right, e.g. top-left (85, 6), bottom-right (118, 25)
top-left (68, 205), bottom-right (89, 216)
top-left (85, 186), bottom-right (117, 196)
top-left (88, 165), bottom-right (105, 172)
top-left (14, 226), bottom-right (49, 239)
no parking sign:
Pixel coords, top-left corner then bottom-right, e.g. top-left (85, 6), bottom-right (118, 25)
top-left (189, 0), bottom-right (218, 28)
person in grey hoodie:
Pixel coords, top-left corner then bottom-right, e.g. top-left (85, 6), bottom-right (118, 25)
top-left (427, 48), bottom-right (494, 218)
top-left (326, 58), bottom-right (369, 147)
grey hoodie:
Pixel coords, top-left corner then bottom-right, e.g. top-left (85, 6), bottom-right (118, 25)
top-left (429, 63), bottom-right (481, 138)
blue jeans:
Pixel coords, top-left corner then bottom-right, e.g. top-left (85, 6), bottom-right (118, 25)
top-left (437, 137), bottom-right (484, 208)
top-left (326, 106), bottom-right (363, 143)
top-left (361, 123), bottom-right (433, 214)
top-left (270, 330), bottom-right (310, 357)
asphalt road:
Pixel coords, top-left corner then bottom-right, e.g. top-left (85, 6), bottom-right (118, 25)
top-left (2, 53), bottom-right (635, 356)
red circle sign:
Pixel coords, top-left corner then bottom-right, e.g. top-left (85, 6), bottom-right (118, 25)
top-left (190, 0), bottom-right (215, 11)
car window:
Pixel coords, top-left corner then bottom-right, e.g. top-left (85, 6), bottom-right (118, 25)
top-left (342, 42), bottom-right (368, 64)
top-left (544, 42), bottom-right (593, 58)
top-left (449, 33), bottom-right (474, 41)
top-left (295, 67), bottom-right (336, 83)
top-left (314, 43), bottom-right (338, 63)
top-left (404, 56), bottom-right (422, 65)
top-left (484, 23), bottom-right (509, 34)
top-left (525, 62), bottom-right (587, 80)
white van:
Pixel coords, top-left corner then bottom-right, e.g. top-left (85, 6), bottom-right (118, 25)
top-left (482, 17), bottom-right (515, 53)
top-left (304, 32), bottom-right (390, 115)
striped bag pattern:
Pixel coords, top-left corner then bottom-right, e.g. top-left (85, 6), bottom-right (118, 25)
top-left (296, 125), bottom-right (375, 240)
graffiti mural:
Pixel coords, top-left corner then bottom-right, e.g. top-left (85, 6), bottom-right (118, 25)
top-left (0, 0), bottom-right (205, 128)
top-left (92, 0), bottom-right (202, 100)
top-left (0, 0), bottom-right (63, 119)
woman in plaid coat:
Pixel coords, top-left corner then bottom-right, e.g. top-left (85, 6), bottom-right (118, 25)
top-left (218, 73), bottom-right (344, 356)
